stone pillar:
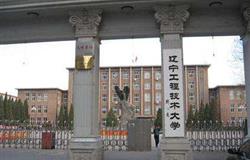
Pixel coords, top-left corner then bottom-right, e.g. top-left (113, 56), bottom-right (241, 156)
top-left (154, 5), bottom-right (192, 160)
top-left (243, 7), bottom-right (250, 140)
top-left (69, 9), bottom-right (103, 160)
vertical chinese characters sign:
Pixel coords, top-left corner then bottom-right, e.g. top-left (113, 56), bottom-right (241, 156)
top-left (163, 49), bottom-right (185, 137)
top-left (75, 39), bottom-right (95, 70)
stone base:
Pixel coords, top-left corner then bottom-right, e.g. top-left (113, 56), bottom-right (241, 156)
top-left (69, 137), bottom-right (103, 160)
top-left (159, 137), bottom-right (192, 160)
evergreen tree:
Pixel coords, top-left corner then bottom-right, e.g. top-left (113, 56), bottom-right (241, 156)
top-left (19, 100), bottom-right (25, 122)
top-left (3, 93), bottom-right (8, 120)
top-left (11, 99), bottom-right (17, 120)
top-left (64, 105), bottom-right (68, 124)
top-left (8, 98), bottom-right (14, 120)
top-left (209, 100), bottom-right (217, 122)
top-left (15, 100), bottom-right (22, 121)
top-left (58, 105), bottom-right (65, 128)
top-left (204, 104), bottom-right (210, 121)
top-left (154, 108), bottom-right (162, 129)
top-left (23, 99), bottom-right (29, 121)
top-left (186, 107), bottom-right (194, 129)
top-left (198, 102), bottom-right (205, 122)
top-left (105, 108), bottom-right (118, 127)
top-left (68, 104), bottom-right (74, 129)
top-left (0, 96), bottom-right (4, 120)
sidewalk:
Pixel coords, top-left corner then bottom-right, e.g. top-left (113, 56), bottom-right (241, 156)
top-left (104, 150), bottom-right (231, 160)
top-left (0, 148), bottom-right (232, 160)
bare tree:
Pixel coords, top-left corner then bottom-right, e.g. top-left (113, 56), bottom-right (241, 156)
top-left (230, 37), bottom-right (245, 84)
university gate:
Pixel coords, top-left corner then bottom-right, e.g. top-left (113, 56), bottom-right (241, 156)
top-left (0, 0), bottom-right (250, 160)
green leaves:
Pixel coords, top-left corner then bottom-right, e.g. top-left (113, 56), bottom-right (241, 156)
top-left (0, 95), bottom-right (29, 121)
top-left (105, 108), bottom-right (118, 127)
top-left (154, 108), bottom-right (162, 129)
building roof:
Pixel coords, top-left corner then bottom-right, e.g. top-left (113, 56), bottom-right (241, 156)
top-left (67, 64), bottom-right (210, 70)
top-left (16, 88), bottom-right (67, 92)
top-left (209, 84), bottom-right (245, 90)
top-left (184, 64), bottom-right (210, 67)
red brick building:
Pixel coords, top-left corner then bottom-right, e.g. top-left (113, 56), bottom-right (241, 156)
top-left (209, 85), bottom-right (247, 123)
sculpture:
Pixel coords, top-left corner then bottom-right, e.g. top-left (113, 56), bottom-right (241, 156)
top-left (114, 86), bottom-right (135, 128)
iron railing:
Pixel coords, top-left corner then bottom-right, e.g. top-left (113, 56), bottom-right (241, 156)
top-left (0, 120), bottom-right (72, 149)
top-left (0, 120), bottom-right (246, 151)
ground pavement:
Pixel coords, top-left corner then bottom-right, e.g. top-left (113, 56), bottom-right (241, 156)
top-left (0, 148), bottom-right (233, 160)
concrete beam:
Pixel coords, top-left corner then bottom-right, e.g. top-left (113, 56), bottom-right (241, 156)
top-left (0, 8), bottom-right (245, 44)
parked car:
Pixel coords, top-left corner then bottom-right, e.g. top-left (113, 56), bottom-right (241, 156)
top-left (227, 139), bottom-right (250, 160)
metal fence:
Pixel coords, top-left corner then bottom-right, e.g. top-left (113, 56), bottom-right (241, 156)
top-left (0, 120), bottom-right (246, 151)
top-left (100, 127), bottom-right (128, 151)
top-left (0, 120), bottom-right (72, 149)
top-left (187, 130), bottom-right (244, 151)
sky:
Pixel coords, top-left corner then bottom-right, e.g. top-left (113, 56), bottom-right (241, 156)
top-left (0, 36), bottom-right (244, 96)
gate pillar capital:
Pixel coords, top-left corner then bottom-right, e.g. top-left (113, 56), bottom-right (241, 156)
top-left (69, 9), bottom-right (102, 38)
top-left (154, 5), bottom-right (190, 34)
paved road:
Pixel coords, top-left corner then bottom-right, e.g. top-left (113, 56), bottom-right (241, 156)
top-left (0, 148), bottom-right (233, 160)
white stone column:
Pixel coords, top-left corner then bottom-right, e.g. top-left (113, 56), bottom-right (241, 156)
top-left (69, 9), bottom-right (103, 160)
top-left (155, 5), bottom-right (192, 160)
top-left (243, 7), bottom-right (250, 140)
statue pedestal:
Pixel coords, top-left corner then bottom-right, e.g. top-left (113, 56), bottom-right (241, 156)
top-left (159, 137), bottom-right (192, 160)
top-left (70, 137), bottom-right (103, 160)
top-left (127, 118), bottom-right (151, 151)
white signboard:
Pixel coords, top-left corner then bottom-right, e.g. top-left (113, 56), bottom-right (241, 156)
top-left (163, 49), bottom-right (185, 137)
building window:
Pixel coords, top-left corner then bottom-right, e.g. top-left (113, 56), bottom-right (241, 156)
top-left (230, 104), bottom-right (235, 112)
top-left (32, 93), bottom-right (36, 101)
top-left (112, 94), bottom-right (118, 102)
top-left (188, 81), bottom-right (195, 89)
top-left (144, 72), bottom-right (151, 79)
top-left (102, 83), bottom-right (108, 91)
top-left (102, 106), bottom-right (107, 113)
top-left (31, 105), bottom-right (36, 112)
top-left (238, 104), bottom-right (243, 112)
top-left (155, 92), bottom-right (161, 103)
top-left (112, 71), bottom-right (118, 79)
top-left (144, 93), bottom-right (151, 102)
top-left (144, 104), bottom-right (151, 115)
top-left (44, 94), bottom-right (48, 101)
top-left (155, 82), bottom-right (161, 90)
top-left (155, 72), bottom-right (161, 80)
top-left (101, 71), bottom-right (108, 80)
top-left (123, 83), bottom-right (129, 88)
top-left (133, 83), bottom-right (140, 90)
top-left (189, 92), bottom-right (194, 101)
top-left (25, 93), bottom-right (30, 100)
top-left (188, 70), bottom-right (195, 77)
top-left (122, 71), bottom-right (129, 79)
top-left (236, 91), bottom-right (241, 100)
top-left (144, 83), bottom-right (151, 90)
top-left (102, 94), bottom-right (107, 102)
top-left (37, 117), bottom-right (41, 123)
top-left (37, 93), bottom-right (42, 101)
top-left (37, 105), bottom-right (42, 113)
top-left (229, 90), bottom-right (234, 100)
top-left (43, 117), bottom-right (47, 122)
top-left (134, 93), bottom-right (140, 102)
top-left (43, 105), bottom-right (48, 113)
top-left (134, 70), bottom-right (140, 79)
